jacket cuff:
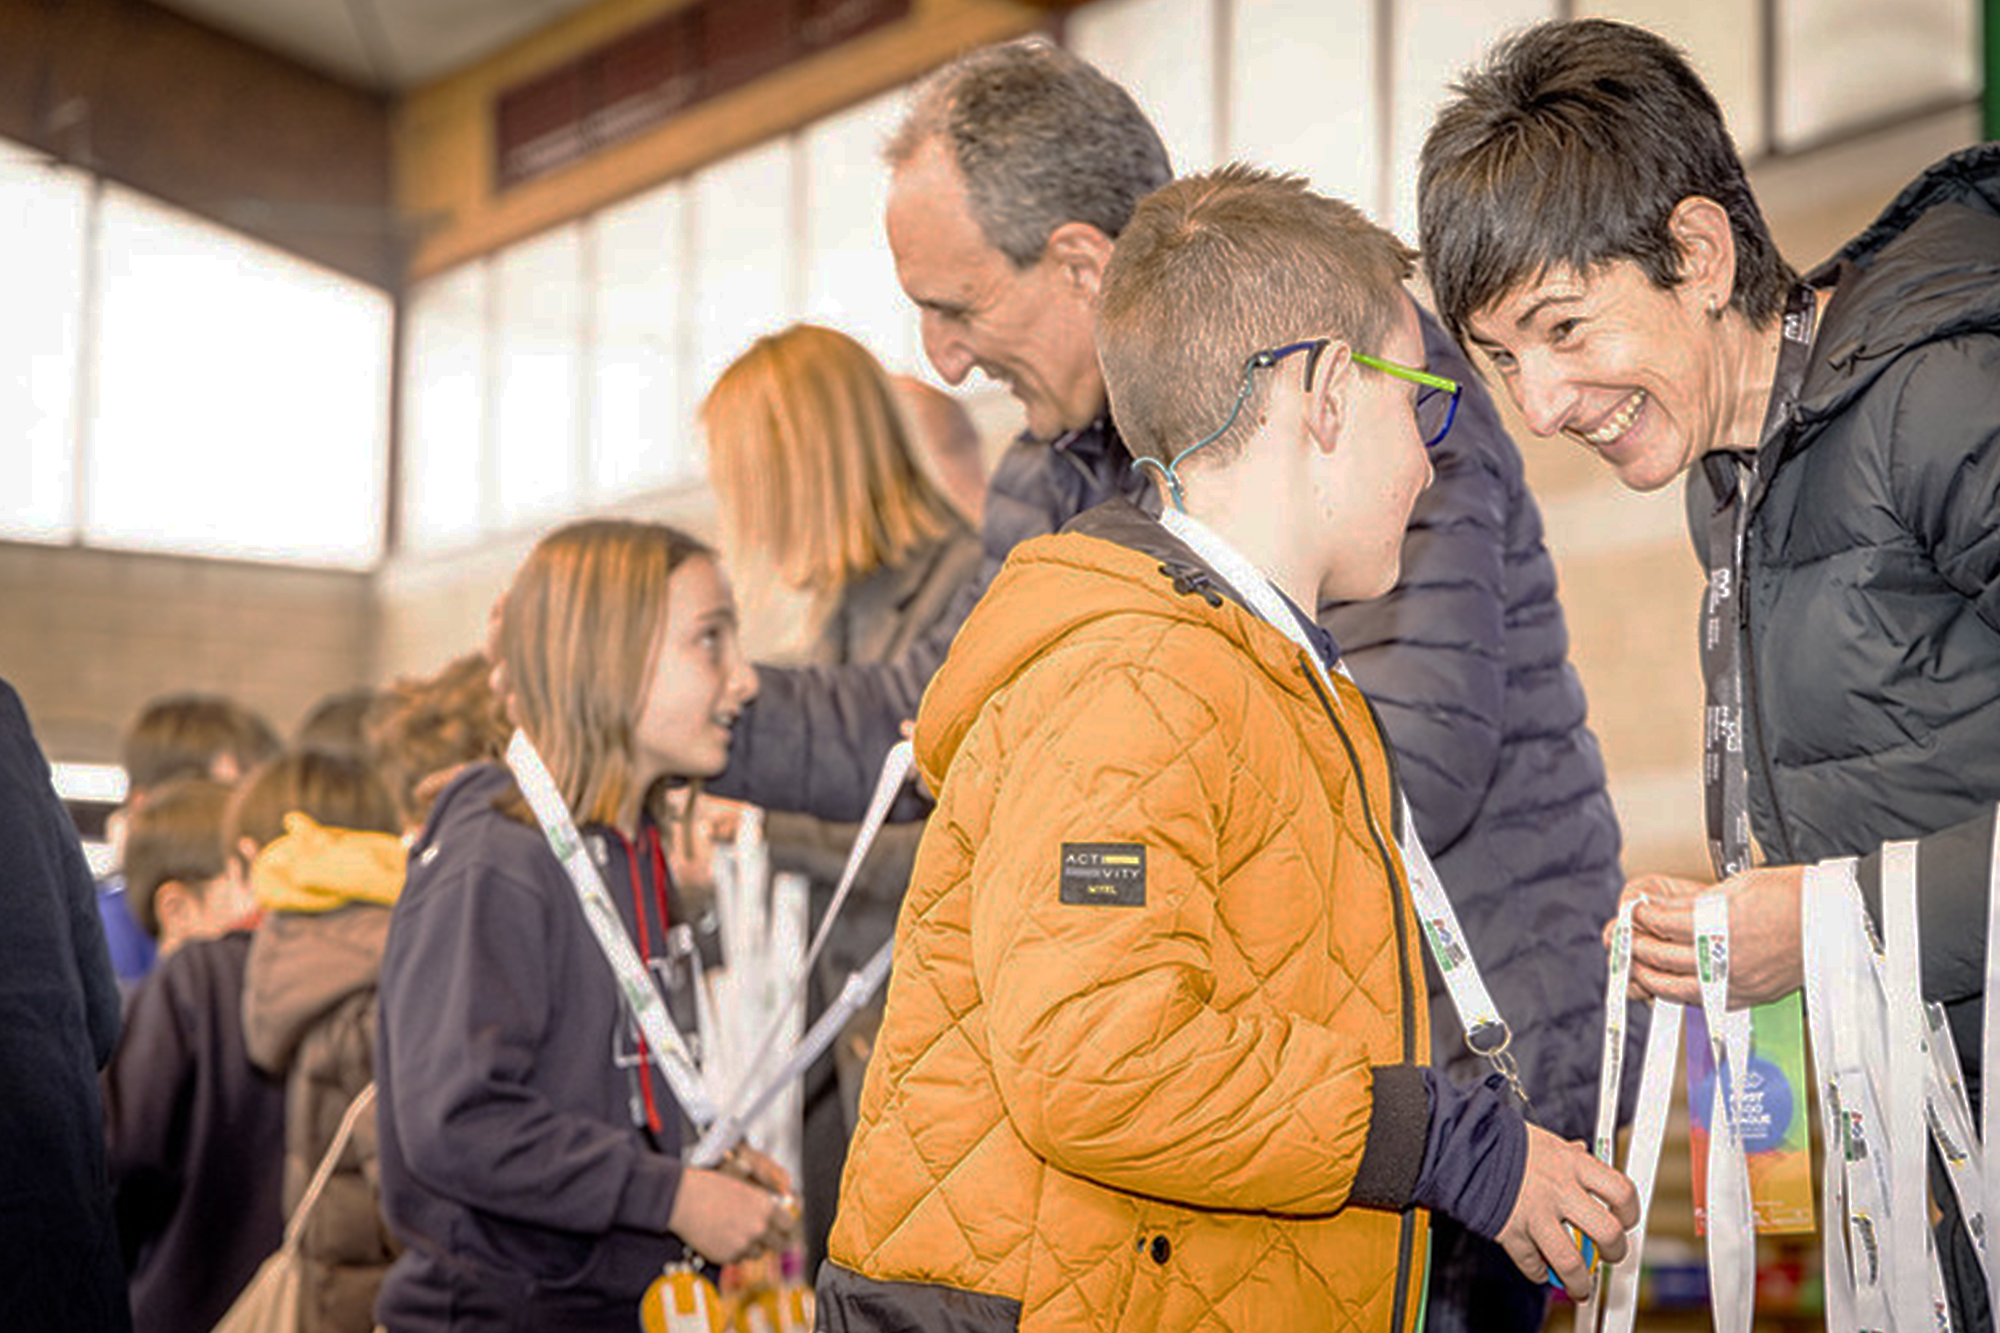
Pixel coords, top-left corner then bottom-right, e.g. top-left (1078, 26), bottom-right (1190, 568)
top-left (1348, 1063), bottom-right (1431, 1211)
top-left (615, 1153), bottom-right (683, 1235)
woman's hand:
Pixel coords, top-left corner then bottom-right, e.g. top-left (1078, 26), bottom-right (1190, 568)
top-left (668, 1162), bottom-right (799, 1266)
top-left (1610, 866), bottom-right (1806, 1007)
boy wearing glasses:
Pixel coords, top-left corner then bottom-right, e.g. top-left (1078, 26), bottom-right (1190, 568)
top-left (818, 164), bottom-right (1637, 1332)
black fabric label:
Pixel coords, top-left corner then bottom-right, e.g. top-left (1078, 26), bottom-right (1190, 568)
top-left (1059, 843), bottom-right (1147, 907)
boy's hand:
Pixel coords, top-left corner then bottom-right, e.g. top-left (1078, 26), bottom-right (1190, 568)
top-left (1496, 1127), bottom-right (1638, 1301)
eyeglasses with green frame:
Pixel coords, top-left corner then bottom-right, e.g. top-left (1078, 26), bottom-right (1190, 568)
top-left (1135, 337), bottom-right (1464, 510)
top-left (1264, 339), bottom-right (1462, 447)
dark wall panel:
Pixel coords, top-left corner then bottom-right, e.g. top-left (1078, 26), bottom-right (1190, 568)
top-left (0, 0), bottom-right (397, 288)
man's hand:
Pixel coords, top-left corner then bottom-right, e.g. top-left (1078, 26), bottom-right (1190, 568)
top-left (1612, 866), bottom-right (1806, 1007)
top-left (1496, 1127), bottom-right (1639, 1300)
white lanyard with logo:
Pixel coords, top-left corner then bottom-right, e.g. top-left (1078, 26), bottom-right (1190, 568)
top-left (1695, 894), bottom-right (1757, 1333)
top-left (508, 727), bottom-right (919, 1167)
top-left (1158, 508), bottom-right (1523, 1101)
top-left (506, 729), bottom-right (721, 1129)
top-left (1803, 849), bottom-right (1970, 1331)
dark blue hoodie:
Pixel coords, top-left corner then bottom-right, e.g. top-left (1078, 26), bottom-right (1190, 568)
top-left (375, 762), bottom-right (697, 1333)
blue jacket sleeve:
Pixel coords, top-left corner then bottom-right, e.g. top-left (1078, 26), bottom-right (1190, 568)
top-left (1322, 309), bottom-right (1511, 854)
top-left (712, 435), bottom-right (1113, 822)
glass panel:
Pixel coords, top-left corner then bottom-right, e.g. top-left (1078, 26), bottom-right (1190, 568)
top-left (1388, 0), bottom-right (1557, 240)
top-left (400, 262), bottom-right (490, 552)
top-left (1229, 0), bottom-right (1379, 215)
top-left (87, 187), bottom-right (391, 567)
top-left (0, 139), bottom-right (88, 543)
top-left (1067, 0), bottom-right (1217, 175)
top-left (493, 225), bottom-right (586, 528)
top-left (689, 140), bottom-right (796, 410)
top-left (1775, 0), bottom-right (1977, 149)
top-left (592, 182), bottom-right (692, 494)
top-left (1585, 0), bottom-right (1767, 157)
top-left (801, 88), bottom-right (921, 373)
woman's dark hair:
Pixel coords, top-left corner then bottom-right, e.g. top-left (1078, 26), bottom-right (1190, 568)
top-left (1418, 18), bottom-right (1796, 342)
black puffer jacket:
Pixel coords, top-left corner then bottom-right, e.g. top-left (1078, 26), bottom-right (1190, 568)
top-left (1686, 144), bottom-right (2000, 1066)
top-left (718, 307), bottom-right (1630, 1143)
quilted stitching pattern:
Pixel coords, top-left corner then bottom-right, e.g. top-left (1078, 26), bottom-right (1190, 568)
top-left (829, 534), bottom-right (1428, 1331)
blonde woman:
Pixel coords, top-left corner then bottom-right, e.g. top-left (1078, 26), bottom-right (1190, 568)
top-left (702, 325), bottom-right (982, 1274)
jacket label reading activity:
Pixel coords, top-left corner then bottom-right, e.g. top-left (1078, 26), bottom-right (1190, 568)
top-left (1059, 843), bottom-right (1148, 907)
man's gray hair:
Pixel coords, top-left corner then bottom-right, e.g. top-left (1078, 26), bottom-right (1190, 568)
top-left (886, 36), bottom-right (1173, 268)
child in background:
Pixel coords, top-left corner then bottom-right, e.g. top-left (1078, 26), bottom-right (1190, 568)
top-left (103, 776), bottom-right (285, 1333)
top-left (374, 519), bottom-right (796, 1333)
top-left (237, 750), bottom-right (407, 1333)
top-left (362, 651), bottom-right (508, 837)
top-left (101, 693), bottom-right (281, 991)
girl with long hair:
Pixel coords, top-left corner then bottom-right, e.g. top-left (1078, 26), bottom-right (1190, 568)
top-left (373, 520), bottom-right (792, 1332)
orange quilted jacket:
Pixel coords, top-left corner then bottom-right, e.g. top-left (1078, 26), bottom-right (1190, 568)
top-left (826, 512), bottom-right (1432, 1332)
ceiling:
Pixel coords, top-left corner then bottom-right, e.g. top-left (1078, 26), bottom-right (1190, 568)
top-left (148, 0), bottom-right (606, 91)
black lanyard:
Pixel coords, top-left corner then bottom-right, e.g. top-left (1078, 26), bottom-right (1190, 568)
top-left (1699, 283), bottom-right (1820, 878)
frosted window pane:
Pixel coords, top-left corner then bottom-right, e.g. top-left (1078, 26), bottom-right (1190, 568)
top-left (1388, 0), bottom-right (1555, 240)
top-left (0, 141), bottom-right (87, 543)
top-left (593, 183), bottom-right (691, 494)
top-left (400, 263), bottom-right (489, 552)
top-left (1068, 0), bottom-right (1216, 175)
top-left (1776, 0), bottom-right (1977, 149)
top-left (1584, 0), bottom-right (1766, 157)
top-left (802, 89), bottom-right (921, 374)
top-left (1229, 0), bottom-right (1378, 215)
top-left (493, 226), bottom-right (585, 528)
top-left (88, 188), bottom-right (390, 568)
top-left (690, 141), bottom-right (796, 405)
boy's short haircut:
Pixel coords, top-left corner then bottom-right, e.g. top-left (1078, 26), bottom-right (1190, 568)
top-left (1417, 17), bottom-right (1796, 345)
top-left (364, 653), bottom-right (509, 828)
top-left (1096, 163), bottom-right (1416, 469)
top-left (123, 777), bottom-right (233, 940)
top-left (295, 688), bottom-right (380, 760)
top-left (224, 749), bottom-right (400, 860)
top-left (122, 694), bottom-right (282, 795)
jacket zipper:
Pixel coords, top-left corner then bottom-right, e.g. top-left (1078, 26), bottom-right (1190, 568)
top-left (1739, 485), bottom-right (1799, 863)
top-left (1297, 653), bottom-right (1421, 1332)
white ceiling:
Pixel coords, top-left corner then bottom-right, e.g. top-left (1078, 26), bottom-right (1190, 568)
top-left (149, 0), bottom-right (606, 91)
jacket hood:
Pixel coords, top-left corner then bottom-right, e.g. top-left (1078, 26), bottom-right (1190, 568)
top-left (242, 900), bottom-right (393, 1074)
top-left (912, 498), bottom-right (1316, 791)
top-left (1793, 143), bottom-right (2000, 444)
top-left (251, 811), bottom-right (406, 914)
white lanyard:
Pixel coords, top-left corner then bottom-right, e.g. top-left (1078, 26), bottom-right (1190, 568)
top-left (1159, 508), bottom-right (1520, 1099)
top-left (1803, 852), bottom-right (1962, 1331)
top-left (1593, 996), bottom-right (1682, 1333)
top-left (1695, 893), bottom-right (1756, 1333)
top-left (690, 742), bottom-right (915, 1166)
top-left (506, 729), bottom-right (720, 1128)
top-left (1983, 808), bottom-right (2000, 1312)
top-left (1578, 901), bottom-right (1639, 1333)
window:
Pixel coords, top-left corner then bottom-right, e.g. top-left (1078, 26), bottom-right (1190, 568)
top-left (0, 139), bottom-right (392, 569)
top-left (87, 188), bottom-right (391, 567)
top-left (0, 144), bottom-right (88, 544)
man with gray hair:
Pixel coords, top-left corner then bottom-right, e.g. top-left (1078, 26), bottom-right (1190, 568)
top-left (710, 38), bottom-right (1633, 1332)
